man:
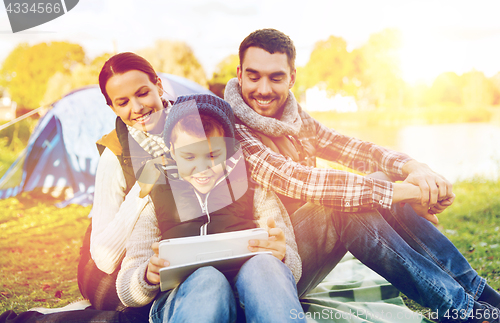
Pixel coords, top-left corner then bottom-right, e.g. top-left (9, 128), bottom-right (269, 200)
top-left (224, 28), bottom-right (500, 323)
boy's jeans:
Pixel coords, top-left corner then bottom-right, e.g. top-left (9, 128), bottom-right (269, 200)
top-left (293, 201), bottom-right (486, 322)
top-left (150, 254), bottom-right (305, 323)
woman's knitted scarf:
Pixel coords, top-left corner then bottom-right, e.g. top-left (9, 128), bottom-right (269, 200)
top-left (126, 100), bottom-right (170, 158)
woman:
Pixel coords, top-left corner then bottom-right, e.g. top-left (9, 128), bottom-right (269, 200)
top-left (86, 53), bottom-right (302, 320)
top-left (78, 52), bottom-right (170, 312)
top-left (0, 52), bottom-right (168, 323)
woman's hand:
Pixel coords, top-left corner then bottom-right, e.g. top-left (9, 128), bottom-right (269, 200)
top-left (145, 242), bottom-right (169, 285)
top-left (248, 217), bottom-right (286, 261)
top-left (137, 156), bottom-right (165, 198)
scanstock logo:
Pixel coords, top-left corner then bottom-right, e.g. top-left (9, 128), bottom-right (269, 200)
top-left (4, 0), bottom-right (79, 33)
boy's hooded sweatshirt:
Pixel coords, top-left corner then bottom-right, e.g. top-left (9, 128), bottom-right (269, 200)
top-left (116, 95), bottom-right (302, 307)
top-left (150, 148), bottom-right (258, 240)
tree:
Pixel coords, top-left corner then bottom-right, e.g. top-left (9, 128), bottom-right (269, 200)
top-left (357, 28), bottom-right (403, 108)
top-left (427, 72), bottom-right (463, 107)
top-left (297, 29), bottom-right (404, 109)
top-left (137, 40), bottom-right (207, 87)
top-left (90, 53), bottom-right (112, 71)
top-left (491, 72), bottom-right (500, 106)
top-left (461, 70), bottom-right (494, 108)
top-left (209, 54), bottom-right (238, 86)
top-left (296, 36), bottom-right (359, 99)
top-left (0, 43), bottom-right (29, 85)
top-left (0, 42), bottom-right (86, 110)
top-left (41, 53), bottom-right (112, 105)
top-left (208, 54), bottom-right (239, 97)
top-left (402, 82), bottom-right (431, 108)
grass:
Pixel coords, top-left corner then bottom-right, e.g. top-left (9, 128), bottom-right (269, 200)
top-left (401, 178), bottom-right (500, 320)
top-left (0, 195), bottom-right (91, 313)
top-left (439, 178), bottom-right (500, 284)
top-left (1, 119), bottom-right (93, 313)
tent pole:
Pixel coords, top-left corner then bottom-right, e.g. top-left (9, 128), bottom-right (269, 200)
top-left (0, 107), bottom-right (45, 132)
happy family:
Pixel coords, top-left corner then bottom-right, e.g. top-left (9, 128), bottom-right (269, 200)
top-left (1, 28), bottom-right (499, 323)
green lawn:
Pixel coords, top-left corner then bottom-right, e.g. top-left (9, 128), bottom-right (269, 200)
top-left (402, 178), bottom-right (500, 319)
top-left (0, 195), bottom-right (91, 313)
top-left (1, 120), bottom-right (94, 313)
top-left (438, 179), bottom-right (500, 285)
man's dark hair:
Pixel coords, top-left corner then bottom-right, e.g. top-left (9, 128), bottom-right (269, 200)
top-left (239, 28), bottom-right (296, 71)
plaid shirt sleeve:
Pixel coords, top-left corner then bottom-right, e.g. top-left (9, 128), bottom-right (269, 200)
top-left (236, 123), bottom-right (410, 212)
top-left (313, 119), bottom-right (412, 182)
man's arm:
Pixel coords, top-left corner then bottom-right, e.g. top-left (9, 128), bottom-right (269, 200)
top-left (236, 123), bottom-right (395, 212)
top-left (312, 116), bottom-right (411, 180)
top-left (237, 120), bottom-right (454, 220)
top-left (302, 113), bottom-right (455, 215)
top-left (313, 116), bottom-right (454, 210)
top-left (369, 166), bottom-right (454, 224)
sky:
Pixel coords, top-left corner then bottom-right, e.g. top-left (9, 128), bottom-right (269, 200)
top-left (1, 0), bottom-right (500, 85)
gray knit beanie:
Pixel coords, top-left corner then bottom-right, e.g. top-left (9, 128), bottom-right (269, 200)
top-left (163, 94), bottom-right (237, 154)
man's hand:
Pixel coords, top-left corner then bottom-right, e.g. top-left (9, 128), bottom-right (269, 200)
top-left (408, 201), bottom-right (440, 224)
top-left (146, 242), bottom-right (169, 285)
top-left (248, 217), bottom-right (286, 261)
top-left (408, 193), bottom-right (455, 224)
top-left (402, 160), bottom-right (453, 208)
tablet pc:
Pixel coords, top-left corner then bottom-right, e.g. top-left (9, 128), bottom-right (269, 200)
top-left (159, 251), bottom-right (271, 291)
top-left (158, 228), bottom-right (269, 267)
top-left (158, 228), bottom-right (269, 291)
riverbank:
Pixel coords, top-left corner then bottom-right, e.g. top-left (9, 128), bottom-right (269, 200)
top-left (309, 106), bottom-right (500, 129)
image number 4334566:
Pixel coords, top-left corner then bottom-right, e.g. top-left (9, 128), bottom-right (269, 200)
top-left (3, 0), bottom-right (79, 33)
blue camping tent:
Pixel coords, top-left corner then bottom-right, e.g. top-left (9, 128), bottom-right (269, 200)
top-left (0, 74), bottom-right (213, 206)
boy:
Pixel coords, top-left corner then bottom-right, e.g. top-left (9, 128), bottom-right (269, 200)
top-left (116, 94), bottom-right (305, 323)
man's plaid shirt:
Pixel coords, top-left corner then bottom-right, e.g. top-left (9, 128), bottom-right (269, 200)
top-left (235, 109), bottom-right (412, 213)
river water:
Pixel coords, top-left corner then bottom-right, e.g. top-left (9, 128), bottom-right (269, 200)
top-left (336, 123), bottom-right (500, 183)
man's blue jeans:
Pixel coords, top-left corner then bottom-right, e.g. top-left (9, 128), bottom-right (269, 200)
top-left (292, 201), bottom-right (486, 322)
top-left (150, 254), bottom-right (305, 323)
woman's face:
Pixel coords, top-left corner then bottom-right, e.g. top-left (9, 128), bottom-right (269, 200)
top-left (106, 70), bottom-right (164, 133)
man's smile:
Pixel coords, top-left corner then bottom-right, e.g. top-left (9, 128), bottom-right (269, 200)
top-left (256, 98), bottom-right (273, 105)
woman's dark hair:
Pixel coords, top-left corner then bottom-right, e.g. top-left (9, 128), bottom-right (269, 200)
top-left (99, 52), bottom-right (158, 106)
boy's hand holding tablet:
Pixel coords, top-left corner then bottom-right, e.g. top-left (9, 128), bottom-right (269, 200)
top-left (146, 220), bottom-right (286, 290)
top-left (248, 217), bottom-right (286, 261)
top-left (146, 242), bottom-right (166, 285)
